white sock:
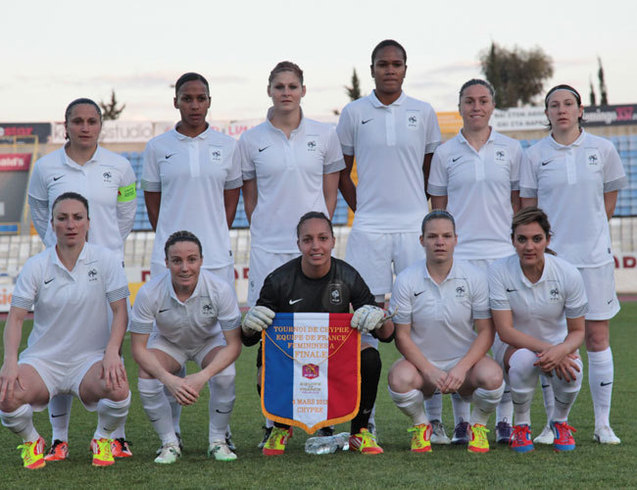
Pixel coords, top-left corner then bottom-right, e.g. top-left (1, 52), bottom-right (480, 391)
top-left (93, 392), bottom-right (130, 440)
top-left (166, 365), bottom-right (187, 434)
top-left (389, 387), bottom-right (428, 426)
top-left (368, 404), bottom-right (376, 428)
top-left (265, 418), bottom-right (274, 429)
top-left (550, 358), bottom-right (583, 422)
top-left (495, 383), bottom-right (513, 425)
top-left (539, 373), bottom-right (555, 424)
top-left (508, 349), bottom-right (539, 426)
top-left (208, 374), bottom-right (235, 444)
top-left (588, 348), bottom-right (614, 429)
top-left (139, 378), bottom-right (178, 445)
top-left (451, 392), bottom-right (471, 426)
top-left (48, 394), bottom-right (72, 442)
top-left (0, 404), bottom-right (39, 442)
top-left (471, 381), bottom-right (505, 426)
top-left (424, 391), bottom-right (442, 421)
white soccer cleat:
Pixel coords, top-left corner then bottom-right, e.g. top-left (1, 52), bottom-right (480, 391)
top-left (533, 424), bottom-right (554, 445)
top-left (208, 441), bottom-right (237, 461)
top-left (430, 420), bottom-right (451, 445)
top-left (154, 442), bottom-right (181, 464)
top-left (594, 426), bottom-right (621, 444)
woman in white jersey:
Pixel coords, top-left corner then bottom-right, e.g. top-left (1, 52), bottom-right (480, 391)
top-left (27, 98), bottom-right (136, 461)
top-left (428, 79), bottom-right (522, 445)
top-left (489, 207), bottom-right (587, 453)
top-left (520, 85), bottom-right (627, 444)
top-left (239, 61), bottom-right (344, 307)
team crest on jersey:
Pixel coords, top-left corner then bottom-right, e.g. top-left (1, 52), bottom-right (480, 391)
top-left (549, 287), bottom-right (560, 302)
top-left (209, 146), bottom-right (223, 162)
top-left (328, 283), bottom-right (343, 305)
top-left (455, 285), bottom-right (466, 298)
top-left (102, 171), bottom-right (112, 183)
top-left (306, 137), bottom-right (318, 152)
top-left (406, 111), bottom-right (419, 129)
top-left (201, 301), bottom-right (215, 316)
top-left (88, 268), bottom-right (98, 281)
top-left (494, 146), bottom-right (507, 162)
top-left (585, 149), bottom-right (600, 166)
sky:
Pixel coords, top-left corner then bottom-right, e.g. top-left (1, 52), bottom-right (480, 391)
top-left (2, 0), bottom-right (635, 123)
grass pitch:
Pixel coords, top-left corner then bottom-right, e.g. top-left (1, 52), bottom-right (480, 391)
top-left (1, 303), bottom-right (635, 488)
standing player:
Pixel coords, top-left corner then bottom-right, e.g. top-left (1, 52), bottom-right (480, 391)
top-left (337, 39), bottom-right (441, 436)
top-left (0, 192), bottom-right (131, 469)
top-left (489, 207), bottom-right (587, 452)
top-left (240, 212), bottom-right (394, 456)
top-left (520, 85), bottom-right (627, 444)
top-left (240, 61), bottom-right (344, 308)
top-left (388, 210), bottom-right (504, 454)
top-left (428, 79), bottom-right (522, 444)
top-left (142, 72), bottom-right (241, 449)
top-left (28, 98), bottom-right (136, 461)
top-left (130, 231), bottom-right (242, 464)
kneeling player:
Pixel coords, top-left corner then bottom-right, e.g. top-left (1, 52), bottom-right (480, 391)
top-left (489, 207), bottom-right (587, 452)
top-left (0, 192), bottom-right (131, 469)
top-left (241, 212), bottom-right (394, 456)
top-left (388, 210), bottom-right (504, 454)
top-left (130, 231), bottom-right (242, 464)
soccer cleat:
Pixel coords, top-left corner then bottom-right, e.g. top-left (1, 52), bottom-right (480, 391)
top-left (495, 420), bottom-right (513, 444)
top-left (225, 430), bottom-right (236, 452)
top-left (430, 419), bottom-right (450, 445)
top-left (258, 426), bottom-right (272, 449)
top-left (111, 438), bottom-right (133, 458)
top-left (154, 442), bottom-right (181, 464)
top-left (407, 423), bottom-right (432, 453)
top-left (468, 424), bottom-right (490, 453)
top-left (349, 428), bottom-right (383, 454)
top-left (262, 427), bottom-right (291, 456)
top-left (208, 441), bottom-right (237, 461)
top-left (17, 436), bottom-right (46, 470)
top-left (551, 421), bottom-right (576, 452)
top-left (90, 438), bottom-right (115, 467)
top-left (510, 424), bottom-right (534, 453)
top-left (44, 439), bottom-right (69, 461)
top-left (451, 420), bottom-right (470, 445)
top-left (594, 425), bottom-right (621, 445)
top-left (533, 424), bottom-right (554, 445)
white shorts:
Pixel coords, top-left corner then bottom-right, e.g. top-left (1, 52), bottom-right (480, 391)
top-left (345, 229), bottom-right (423, 296)
top-left (20, 353), bottom-right (107, 412)
top-left (491, 335), bottom-right (508, 369)
top-left (578, 263), bottom-right (620, 321)
top-left (150, 263), bottom-right (235, 288)
top-left (147, 332), bottom-right (234, 377)
top-left (247, 247), bottom-right (299, 306)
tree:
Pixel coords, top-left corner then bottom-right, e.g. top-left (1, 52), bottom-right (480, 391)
top-left (598, 57), bottom-right (608, 106)
top-left (589, 78), bottom-right (597, 106)
top-left (345, 68), bottom-right (362, 101)
top-left (99, 90), bottom-right (126, 120)
top-left (479, 42), bottom-right (554, 108)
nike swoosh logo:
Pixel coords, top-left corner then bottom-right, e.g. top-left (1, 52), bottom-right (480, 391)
top-left (258, 146), bottom-right (270, 152)
top-left (452, 156), bottom-right (461, 162)
top-left (541, 159), bottom-right (553, 166)
top-left (506, 288), bottom-right (517, 292)
top-left (414, 291), bottom-right (426, 297)
top-left (607, 299), bottom-right (614, 304)
top-left (215, 409), bottom-right (232, 414)
top-left (51, 413), bottom-right (66, 418)
top-left (165, 153), bottom-right (176, 159)
top-left (361, 119), bottom-right (373, 124)
top-left (53, 175), bottom-right (63, 181)
top-left (600, 381), bottom-right (613, 386)
top-left (44, 278), bottom-right (55, 285)
top-left (288, 298), bottom-right (303, 305)
top-left (159, 308), bottom-right (170, 313)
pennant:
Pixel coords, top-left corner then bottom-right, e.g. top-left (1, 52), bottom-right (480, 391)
top-left (261, 312), bottom-right (361, 434)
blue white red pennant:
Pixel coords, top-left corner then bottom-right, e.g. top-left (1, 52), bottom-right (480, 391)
top-left (261, 312), bottom-right (361, 434)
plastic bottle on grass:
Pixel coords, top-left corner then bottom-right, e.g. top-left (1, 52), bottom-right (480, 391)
top-left (304, 432), bottom-right (350, 454)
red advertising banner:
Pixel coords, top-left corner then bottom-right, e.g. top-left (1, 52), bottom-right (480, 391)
top-left (0, 153), bottom-right (32, 172)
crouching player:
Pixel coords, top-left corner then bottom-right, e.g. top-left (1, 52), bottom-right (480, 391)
top-left (0, 192), bottom-right (131, 469)
top-left (130, 231), bottom-right (241, 464)
top-left (388, 210), bottom-right (504, 453)
top-left (241, 212), bottom-right (394, 456)
top-left (489, 207), bottom-right (587, 452)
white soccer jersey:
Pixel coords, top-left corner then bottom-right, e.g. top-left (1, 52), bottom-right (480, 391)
top-left (130, 269), bottom-right (241, 349)
top-left (520, 131), bottom-right (627, 267)
top-left (390, 259), bottom-right (491, 366)
top-left (488, 254), bottom-right (588, 345)
top-left (142, 127), bottom-right (242, 269)
top-left (28, 147), bottom-right (137, 260)
top-left (11, 243), bottom-right (129, 365)
top-left (337, 91), bottom-right (441, 233)
top-left (239, 112), bottom-right (345, 252)
top-left (429, 130), bottom-right (521, 260)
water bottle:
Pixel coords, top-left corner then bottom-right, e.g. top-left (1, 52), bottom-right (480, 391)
top-left (304, 432), bottom-right (350, 455)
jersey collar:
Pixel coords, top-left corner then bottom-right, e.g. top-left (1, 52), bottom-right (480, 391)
top-left (369, 90), bottom-right (406, 108)
top-left (172, 125), bottom-right (210, 141)
top-left (168, 272), bottom-right (203, 304)
top-left (62, 146), bottom-right (100, 168)
top-left (265, 107), bottom-right (305, 136)
top-left (548, 129), bottom-right (586, 149)
top-left (50, 242), bottom-right (89, 274)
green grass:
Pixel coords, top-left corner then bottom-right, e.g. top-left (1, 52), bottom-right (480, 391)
top-left (1, 304), bottom-right (636, 488)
